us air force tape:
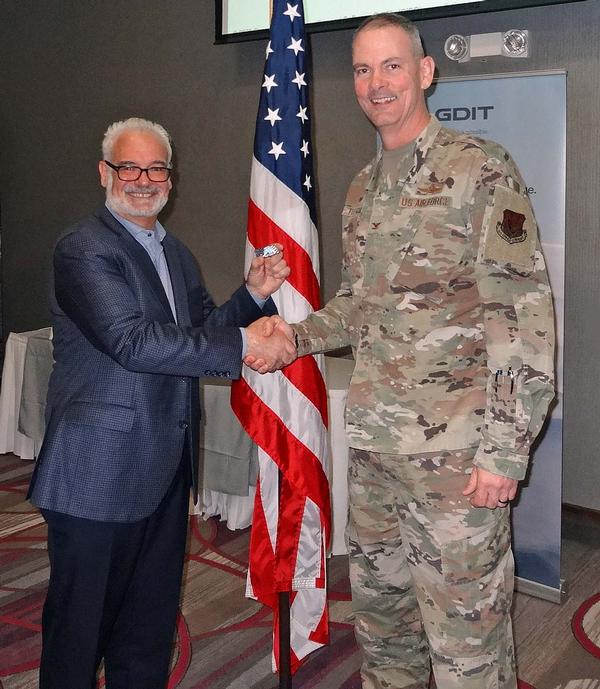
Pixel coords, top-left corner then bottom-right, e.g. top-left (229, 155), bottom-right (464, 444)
top-left (254, 244), bottom-right (280, 258)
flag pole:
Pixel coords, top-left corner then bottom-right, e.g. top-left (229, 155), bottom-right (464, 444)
top-left (232, 0), bottom-right (331, 682)
top-left (278, 469), bottom-right (292, 688)
top-left (278, 591), bottom-right (292, 688)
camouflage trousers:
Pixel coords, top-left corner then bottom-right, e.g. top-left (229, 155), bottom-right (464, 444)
top-left (347, 447), bottom-right (517, 689)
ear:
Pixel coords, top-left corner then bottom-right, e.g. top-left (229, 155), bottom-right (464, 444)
top-left (99, 160), bottom-right (109, 189)
top-left (420, 56), bottom-right (435, 90)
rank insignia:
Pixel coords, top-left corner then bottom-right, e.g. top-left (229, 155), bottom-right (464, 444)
top-left (496, 209), bottom-right (527, 244)
top-left (416, 181), bottom-right (444, 195)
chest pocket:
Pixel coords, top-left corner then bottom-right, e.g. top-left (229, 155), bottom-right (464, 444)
top-left (389, 201), bottom-right (469, 304)
top-left (341, 204), bottom-right (367, 292)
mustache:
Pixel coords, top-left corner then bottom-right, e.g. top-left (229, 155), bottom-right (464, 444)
top-left (368, 91), bottom-right (396, 99)
top-left (122, 184), bottom-right (164, 195)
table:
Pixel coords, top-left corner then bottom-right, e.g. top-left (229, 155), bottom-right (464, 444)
top-left (196, 375), bottom-right (258, 531)
top-left (0, 330), bottom-right (356, 555)
top-left (326, 357), bottom-right (353, 555)
top-left (0, 328), bottom-right (53, 459)
top-left (196, 356), bottom-right (354, 556)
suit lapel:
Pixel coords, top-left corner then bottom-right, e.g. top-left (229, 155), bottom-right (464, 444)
top-left (96, 207), bottom-right (175, 322)
top-left (163, 236), bottom-right (191, 327)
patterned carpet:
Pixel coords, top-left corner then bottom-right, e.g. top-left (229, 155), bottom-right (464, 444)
top-left (1, 452), bottom-right (599, 688)
top-left (0, 454), bottom-right (359, 689)
top-left (573, 593), bottom-right (600, 662)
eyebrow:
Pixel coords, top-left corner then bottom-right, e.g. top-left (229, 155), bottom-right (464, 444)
top-left (115, 159), bottom-right (168, 166)
top-left (352, 56), bottom-right (405, 68)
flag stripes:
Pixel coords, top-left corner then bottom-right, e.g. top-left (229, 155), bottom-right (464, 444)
top-left (230, 0), bottom-right (330, 673)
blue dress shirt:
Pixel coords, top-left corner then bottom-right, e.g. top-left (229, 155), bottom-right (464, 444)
top-left (105, 205), bottom-right (265, 356)
top-left (106, 206), bottom-right (178, 323)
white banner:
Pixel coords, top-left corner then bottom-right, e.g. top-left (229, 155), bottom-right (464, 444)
top-left (428, 72), bottom-right (566, 597)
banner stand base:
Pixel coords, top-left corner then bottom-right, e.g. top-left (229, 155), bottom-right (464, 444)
top-left (515, 576), bottom-right (566, 604)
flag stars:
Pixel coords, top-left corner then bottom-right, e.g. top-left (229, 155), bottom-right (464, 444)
top-left (292, 71), bottom-right (307, 89)
top-left (262, 74), bottom-right (278, 92)
top-left (268, 142), bottom-right (286, 160)
top-left (283, 3), bottom-right (301, 22)
top-left (264, 108), bottom-right (282, 126)
top-left (287, 37), bottom-right (304, 56)
top-left (258, 3), bottom-right (314, 198)
top-left (296, 105), bottom-right (308, 123)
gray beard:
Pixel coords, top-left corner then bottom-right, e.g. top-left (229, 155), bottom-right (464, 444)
top-left (105, 180), bottom-right (168, 219)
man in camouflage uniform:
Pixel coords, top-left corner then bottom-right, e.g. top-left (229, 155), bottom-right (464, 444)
top-left (259, 12), bottom-right (555, 689)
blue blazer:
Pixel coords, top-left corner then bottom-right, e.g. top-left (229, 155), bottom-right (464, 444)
top-left (28, 206), bottom-right (269, 522)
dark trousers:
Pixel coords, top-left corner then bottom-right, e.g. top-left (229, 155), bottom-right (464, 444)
top-left (39, 460), bottom-right (190, 689)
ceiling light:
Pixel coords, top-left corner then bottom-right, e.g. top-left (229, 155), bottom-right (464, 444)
top-left (444, 29), bottom-right (529, 62)
top-left (502, 29), bottom-right (529, 57)
top-left (444, 34), bottom-right (470, 62)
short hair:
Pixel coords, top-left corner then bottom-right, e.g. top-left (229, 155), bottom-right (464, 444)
top-left (354, 13), bottom-right (424, 59)
top-left (102, 117), bottom-right (172, 164)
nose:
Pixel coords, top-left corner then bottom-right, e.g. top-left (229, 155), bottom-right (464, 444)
top-left (136, 170), bottom-right (152, 185)
top-left (370, 68), bottom-right (389, 90)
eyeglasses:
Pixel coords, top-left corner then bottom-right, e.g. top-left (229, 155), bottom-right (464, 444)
top-left (104, 160), bottom-right (172, 182)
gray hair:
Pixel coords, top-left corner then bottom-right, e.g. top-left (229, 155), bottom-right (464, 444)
top-left (102, 117), bottom-right (172, 164)
top-left (354, 13), bottom-right (424, 59)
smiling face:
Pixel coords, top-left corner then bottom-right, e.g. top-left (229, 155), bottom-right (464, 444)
top-left (352, 24), bottom-right (435, 150)
top-left (99, 129), bottom-right (172, 229)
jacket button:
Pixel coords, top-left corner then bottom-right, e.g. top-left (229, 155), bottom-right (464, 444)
top-left (179, 420), bottom-right (188, 429)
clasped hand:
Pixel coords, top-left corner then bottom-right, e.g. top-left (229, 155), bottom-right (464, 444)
top-left (244, 316), bottom-right (296, 374)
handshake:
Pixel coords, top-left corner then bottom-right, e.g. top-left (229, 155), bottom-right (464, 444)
top-left (244, 316), bottom-right (296, 374)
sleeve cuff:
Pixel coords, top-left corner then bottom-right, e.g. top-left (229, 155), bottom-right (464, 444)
top-left (239, 327), bottom-right (247, 358)
top-left (473, 442), bottom-right (529, 480)
top-left (245, 286), bottom-right (268, 309)
top-left (290, 324), bottom-right (316, 357)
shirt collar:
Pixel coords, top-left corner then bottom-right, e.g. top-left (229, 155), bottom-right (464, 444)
top-left (367, 115), bottom-right (442, 192)
top-left (414, 114), bottom-right (442, 158)
top-left (106, 204), bottom-right (167, 243)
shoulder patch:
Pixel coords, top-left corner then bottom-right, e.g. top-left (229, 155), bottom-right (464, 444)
top-left (478, 185), bottom-right (536, 271)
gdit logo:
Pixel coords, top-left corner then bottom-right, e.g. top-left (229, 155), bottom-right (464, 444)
top-left (435, 106), bottom-right (494, 121)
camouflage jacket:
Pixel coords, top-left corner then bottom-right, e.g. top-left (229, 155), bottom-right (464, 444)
top-left (293, 116), bottom-right (555, 479)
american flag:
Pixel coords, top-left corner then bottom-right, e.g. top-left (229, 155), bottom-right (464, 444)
top-left (230, 0), bottom-right (331, 673)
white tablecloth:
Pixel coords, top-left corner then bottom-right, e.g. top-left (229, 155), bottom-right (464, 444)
top-left (195, 356), bottom-right (354, 556)
top-left (326, 357), bottom-right (353, 555)
top-left (0, 328), bottom-right (53, 459)
top-left (0, 330), bottom-right (355, 555)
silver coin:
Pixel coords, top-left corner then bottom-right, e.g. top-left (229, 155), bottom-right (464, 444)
top-left (254, 244), bottom-right (280, 258)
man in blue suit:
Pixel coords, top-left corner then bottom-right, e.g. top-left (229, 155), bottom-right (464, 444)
top-left (28, 117), bottom-right (295, 689)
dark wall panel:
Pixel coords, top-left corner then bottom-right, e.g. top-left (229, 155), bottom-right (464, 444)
top-left (1, 0), bottom-right (598, 506)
